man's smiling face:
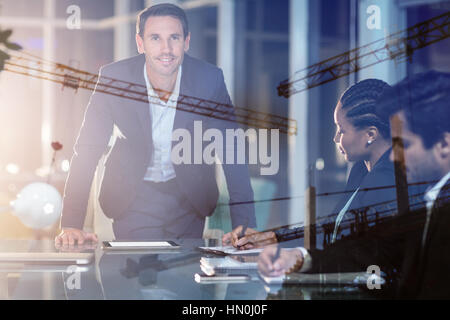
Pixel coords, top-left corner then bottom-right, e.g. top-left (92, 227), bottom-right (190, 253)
top-left (136, 15), bottom-right (190, 81)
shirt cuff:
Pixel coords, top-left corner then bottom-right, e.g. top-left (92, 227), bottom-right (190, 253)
top-left (296, 247), bottom-right (312, 273)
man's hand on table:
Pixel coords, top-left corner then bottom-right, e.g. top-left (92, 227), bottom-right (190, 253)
top-left (55, 227), bottom-right (98, 249)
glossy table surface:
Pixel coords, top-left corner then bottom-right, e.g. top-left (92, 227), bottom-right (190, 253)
top-left (0, 239), bottom-right (376, 300)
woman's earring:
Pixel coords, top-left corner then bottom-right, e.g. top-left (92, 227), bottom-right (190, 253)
top-left (367, 140), bottom-right (373, 145)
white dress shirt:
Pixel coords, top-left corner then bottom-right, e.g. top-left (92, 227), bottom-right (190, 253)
top-left (421, 171), bottom-right (450, 248)
top-left (143, 63), bottom-right (182, 182)
top-left (296, 247), bottom-right (312, 272)
top-left (331, 187), bottom-right (360, 243)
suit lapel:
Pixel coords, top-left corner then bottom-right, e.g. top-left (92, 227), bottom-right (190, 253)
top-left (418, 180), bottom-right (450, 285)
top-left (427, 180), bottom-right (450, 236)
top-left (130, 54), bottom-right (153, 150)
top-left (173, 55), bottom-right (198, 135)
top-left (435, 180), bottom-right (450, 208)
top-left (332, 161), bottom-right (367, 215)
top-left (136, 54), bottom-right (204, 152)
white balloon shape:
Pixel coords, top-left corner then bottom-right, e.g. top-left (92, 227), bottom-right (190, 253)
top-left (10, 182), bottom-right (62, 229)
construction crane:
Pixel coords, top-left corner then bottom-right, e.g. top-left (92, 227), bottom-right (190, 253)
top-left (249, 186), bottom-right (438, 249)
top-left (277, 11), bottom-right (450, 98)
top-left (2, 50), bottom-right (297, 135)
top-left (0, 28), bottom-right (22, 70)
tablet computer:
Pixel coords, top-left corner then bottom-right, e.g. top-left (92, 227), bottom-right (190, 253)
top-left (102, 241), bottom-right (180, 251)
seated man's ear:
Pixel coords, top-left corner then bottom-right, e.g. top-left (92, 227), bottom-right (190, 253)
top-left (437, 132), bottom-right (450, 159)
top-left (434, 132), bottom-right (450, 171)
top-left (184, 32), bottom-right (191, 52)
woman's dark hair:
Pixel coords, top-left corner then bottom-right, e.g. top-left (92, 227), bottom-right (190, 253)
top-left (136, 3), bottom-right (189, 38)
top-left (339, 79), bottom-right (391, 139)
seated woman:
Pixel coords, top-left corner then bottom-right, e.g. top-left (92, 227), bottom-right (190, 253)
top-left (229, 79), bottom-right (395, 249)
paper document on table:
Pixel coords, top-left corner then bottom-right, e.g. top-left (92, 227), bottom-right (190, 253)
top-left (198, 246), bottom-right (263, 255)
top-left (201, 256), bottom-right (258, 269)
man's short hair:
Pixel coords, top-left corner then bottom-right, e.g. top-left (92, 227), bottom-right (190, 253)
top-left (376, 70), bottom-right (450, 149)
top-left (136, 3), bottom-right (189, 38)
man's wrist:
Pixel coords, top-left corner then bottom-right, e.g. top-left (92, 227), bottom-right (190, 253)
top-left (286, 249), bottom-right (304, 274)
top-left (296, 247), bottom-right (312, 273)
top-left (267, 231), bottom-right (277, 242)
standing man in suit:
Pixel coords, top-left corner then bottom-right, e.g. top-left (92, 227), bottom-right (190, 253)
top-left (55, 3), bottom-right (256, 244)
top-left (258, 70), bottom-right (450, 298)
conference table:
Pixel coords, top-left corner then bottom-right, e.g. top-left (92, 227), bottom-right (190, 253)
top-left (0, 239), bottom-right (380, 300)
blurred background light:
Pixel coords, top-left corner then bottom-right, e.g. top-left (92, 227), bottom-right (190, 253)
top-left (60, 159), bottom-right (70, 172)
top-left (35, 165), bottom-right (51, 177)
top-left (315, 158), bottom-right (325, 171)
top-left (9, 182), bottom-right (62, 229)
top-left (5, 163), bottom-right (20, 175)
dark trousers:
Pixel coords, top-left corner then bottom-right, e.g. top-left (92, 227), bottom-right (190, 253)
top-left (112, 179), bottom-right (205, 240)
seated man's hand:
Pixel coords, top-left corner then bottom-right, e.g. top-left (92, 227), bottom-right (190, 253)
top-left (222, 226), bottom-right (260, 248)
top-left (55, 228), bottom-right (98, 248)
top-left (258, 246), bottom-right (303, 277)
top-left (235, 230), bottom-right (277, 249)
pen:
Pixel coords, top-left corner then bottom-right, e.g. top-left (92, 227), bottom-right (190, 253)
top-left (272, 245), bottom-right (281, 263)
top-left (241, 225), bottom-right (247, 238)
top-left (236, 224), bottom-right (247, 250)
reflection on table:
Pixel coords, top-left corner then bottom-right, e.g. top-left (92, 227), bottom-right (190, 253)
top-left (0, 239), bottom-right (381, 300)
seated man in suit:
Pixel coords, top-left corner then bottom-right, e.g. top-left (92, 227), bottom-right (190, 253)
top-left (55, 3), bottom-right (256, 244)
top-left (258, 70), bottom-right (450, 299)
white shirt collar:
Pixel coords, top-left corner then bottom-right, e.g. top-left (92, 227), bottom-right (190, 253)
top-left (143, 63), bottom-right (182, 106)
top-left (424, 171), bottom-right (450, 204)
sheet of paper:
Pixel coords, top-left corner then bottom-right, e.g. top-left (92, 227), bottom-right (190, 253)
top-left (198, 246), bottom-right (263, 255)
top-left (200, 256), bottom-right (258, 269)
top-left (258, 272), bottom-right (286, 284)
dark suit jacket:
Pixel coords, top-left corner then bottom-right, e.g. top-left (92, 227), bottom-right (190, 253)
top-left (330, 149), bottom-right (397, 241)
top-left (275, 149), bottom-right (397, 243)
top-left (307, 179), bottom-right (450, 299)
top-left (397, 181), bottom-right (450, 299)
top-left (61, 54), bottom-right (256, 231)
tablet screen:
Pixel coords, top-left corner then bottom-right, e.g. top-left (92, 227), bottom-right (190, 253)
top-left (107, 241), bottom-right (175, 247)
